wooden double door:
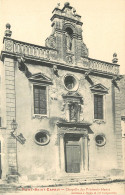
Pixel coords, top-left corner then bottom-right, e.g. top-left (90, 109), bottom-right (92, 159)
top-left (65, 134), bottom-right (81, 173)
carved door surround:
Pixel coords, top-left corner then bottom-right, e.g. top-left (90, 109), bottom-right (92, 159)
top-left (57, 121), bottom-right (93, 175)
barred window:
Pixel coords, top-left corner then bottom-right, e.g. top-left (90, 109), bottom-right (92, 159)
top-left (94, 94), bottom-right (103, 119)
top-left (34, 85), bottom-right (47, 115)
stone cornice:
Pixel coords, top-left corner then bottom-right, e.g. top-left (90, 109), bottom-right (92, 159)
top-left (57, 121), bottom-right (93, 134)
top-left (57, 121), bottom-right (92, 128)
top-left (51, 14), bottom-right (83, 26)
top-left (1, 51), bottom-right (121, 79)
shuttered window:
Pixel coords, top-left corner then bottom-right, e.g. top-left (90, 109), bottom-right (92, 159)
top-left (34, 86), bottom-right (47, 115)
top-left (94, 94), bottom-right (103, 119)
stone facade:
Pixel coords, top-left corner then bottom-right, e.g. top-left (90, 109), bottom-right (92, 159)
top-left (0, 2), bottom-right (124, 184)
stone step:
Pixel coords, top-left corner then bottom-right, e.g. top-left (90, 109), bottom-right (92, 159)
top-left (55, 175), bottom-right (108, 181)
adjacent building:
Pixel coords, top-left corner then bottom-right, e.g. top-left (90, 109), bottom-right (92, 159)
top-left (0, 2), bottom-right (124, 184)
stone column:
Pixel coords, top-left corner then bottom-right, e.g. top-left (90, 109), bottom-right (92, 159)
top-left (80, 136), bottom-right (84, 173)
top-left (59, 133), bottom-right (65, 174)
top-left (84, 135), bottom-right (89, 171)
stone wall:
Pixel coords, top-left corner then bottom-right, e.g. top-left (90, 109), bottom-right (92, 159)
top-left (12, 60), bottom-right (122, 181)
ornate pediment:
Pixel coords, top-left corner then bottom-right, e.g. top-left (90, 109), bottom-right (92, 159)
top-left (90, 83), bottom-right (108, 94)
top-left (28, 73), bottom-right (53, 85)
top-left (57, 121), bottom-right (93, 134)
top-left (62, 91), bottom-right (83, 103)
top-left (62, 91), bottom-right (82, 98)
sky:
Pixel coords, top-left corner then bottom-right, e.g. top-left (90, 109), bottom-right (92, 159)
top-left (0, 0), bottom-right (125, 74)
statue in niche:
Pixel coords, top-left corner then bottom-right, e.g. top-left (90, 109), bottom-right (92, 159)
top-left (65, 32), bottom-right (72, 51)
top-left (69, 103), bottom-right (78, 122)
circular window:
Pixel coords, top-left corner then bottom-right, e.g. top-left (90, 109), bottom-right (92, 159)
top-left (95, 134), bottom-right (106, 147)
top-left (64, 75), bottom-right (78, 91)
top-left (35, 130), bottom-right (50, 146)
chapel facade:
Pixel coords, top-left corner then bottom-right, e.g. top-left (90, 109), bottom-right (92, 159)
top-left (0, 2), bottom-right (124, 183)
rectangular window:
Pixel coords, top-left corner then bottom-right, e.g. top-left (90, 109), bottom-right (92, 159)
top-left (94, 94), bottom-right (103, 119)
top-left (34, 85), bottom-right (47, 115)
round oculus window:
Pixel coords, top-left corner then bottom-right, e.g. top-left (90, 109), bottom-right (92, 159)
top-left (95, 134), bottom-right (106, 147)
top-left (35, 130), bottom-right (50, 146)
top-left (64, 75), bottom-right (78, 91)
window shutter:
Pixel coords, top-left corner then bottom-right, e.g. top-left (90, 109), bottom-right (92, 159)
top-left (94, 95), bottom-right (103, 119)
top-left (34, 86), bottom-right (47, 115)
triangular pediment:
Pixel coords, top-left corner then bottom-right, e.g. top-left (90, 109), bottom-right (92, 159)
top-left (28, 73), bottom-right (52, 84)
top-left (90, 83), bottom-right (108, 94)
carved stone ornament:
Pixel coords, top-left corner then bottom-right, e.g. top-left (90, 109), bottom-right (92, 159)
top-left (90, 83), bottom-right (108, 94)
top-left (50, 89), bottom-right (58, 100)
top-left (45, 35), bottom-right (56, 49)
top-left (93, 119), bottom-right (105, 125)
top-left (81, 42), bottom-right (88, 57)
top-left (112, 53), bottom-right (118, 64)
top-left (32, 115), bottom-right (48, 120)
top-left (61, 103), bottom-right (66, 111)
top-left (5, 40), bottom-right (13, 52)
top-left (66, 55), bottom-right (73, 64)
top-left (53, 65), bottom-right (58, 76)
top-left (4, 23), bottom-right (12, 37)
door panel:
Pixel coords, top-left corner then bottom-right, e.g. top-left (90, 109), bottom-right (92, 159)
top-left (65, 144), bottom-right (81, 173)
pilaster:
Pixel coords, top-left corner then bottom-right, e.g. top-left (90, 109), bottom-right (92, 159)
top-left (59, 133), bottom-right (65, 174)
top-left (114, 82), bottom-right (123, 169)
top-left (4, 57), bottom-right (18, 182)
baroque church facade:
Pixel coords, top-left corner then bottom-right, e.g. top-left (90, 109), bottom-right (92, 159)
top-left (0, 2), bottom-right (124, 183)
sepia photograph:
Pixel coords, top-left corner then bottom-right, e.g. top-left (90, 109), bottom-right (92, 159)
top-left (0, 0), bottom-right (125, 194)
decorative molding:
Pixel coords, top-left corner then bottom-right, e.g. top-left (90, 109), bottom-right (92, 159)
top-left (81, 42), bottom-right (88, 57)
top-left (53, 65), bottom-right (58, 76)
top-left (112, 75), bottom-right (122, 89)
top-left (57, 121), bottom-right (93, 135)
top-left (62, 91), bottom-right (83, 104)
top-left (66, 54), bottom-right (74, 64)
top-left (93, 119), bottom-right (106, 125)
top-left (61, 103), bottom-right (66, 111)
top-left (28, 72), bottom-right (53, 85)
top-left (45, 35), bottom-right (56, 49)
top-left (5, 40), bottom-right (13, 52)
top-left (85, 70), bottom-right (94, 85)
top-left (1, 37), bottom-right (120, 76)
top-left (85, 70), bottom-right (91, 78)
top-left (90, 83), bottom-right (108, 94)
top-left (32, 115), bottom-right (48, 120)
top-left (17, 57), bottom-right (32, 78)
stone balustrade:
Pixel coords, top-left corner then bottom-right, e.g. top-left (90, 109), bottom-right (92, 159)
top-left (3, 38), bottom-right (58, 61)
top-left (3, 37), bottom-right (119, 75)
top-left (81, 57), bottom-right (119, 75)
